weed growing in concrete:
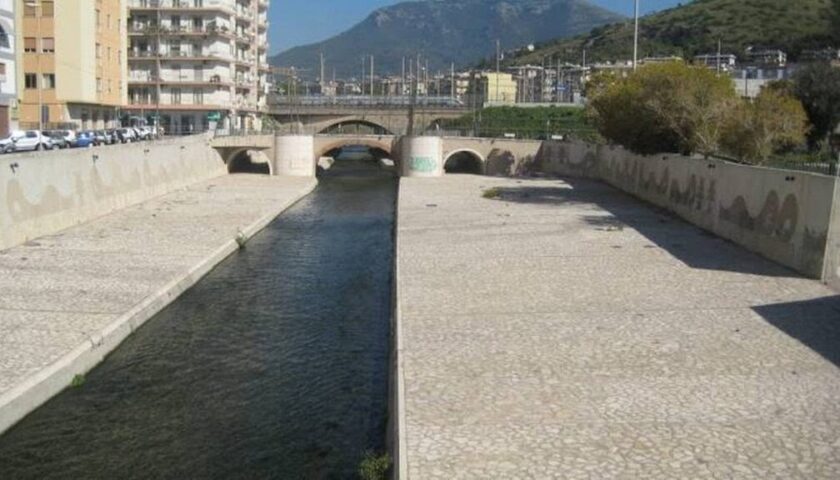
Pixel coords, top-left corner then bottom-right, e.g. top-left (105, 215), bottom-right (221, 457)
top-left (358, 451), bottom-right (390, 480)
top-left (71, 374), bottom-right (85, 388)
top-left (482, 187), bottom-right (502, 199)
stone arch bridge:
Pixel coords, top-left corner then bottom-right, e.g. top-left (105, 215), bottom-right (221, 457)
top-left (211, 134), bottom-right (546, 178)
top-left (269, 104), bottom-right (469, 135)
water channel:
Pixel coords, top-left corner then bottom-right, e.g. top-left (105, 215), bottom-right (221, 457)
top-left (0, 150), bottom-right (397, 479)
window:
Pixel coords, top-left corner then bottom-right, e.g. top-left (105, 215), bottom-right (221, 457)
top-left (96, 43), bottom-right (101, 59)
top-left (24, 3), bottom-right (35, 16)
top-left (107, 14), bottom-right (111, 30)
top-left (42, 73), bottom-right (55, 89)
top-left (25, 73), bottom-right (37, 89)
top-left (42, 38), bottom-right (54, 53)
top-left (24, 37), bottom-right (36, 53)
top-left (0, 26), bottom-right (9, 49)
top-left (193, 90), bottom-right (203, 104)
top-left (42, 1), bottom-right (54, 17)
top-left (95, 9), bottom-right (100, 27)
top-left (0, 64), bottom-right (5, 75)
top-left (171, 88), bottom-right (181, 105)
top-left (107, 79), bottom-right (112, 94)
top-left (107, 47), bottom-right (111, 61)
top-left (96, 77), bottom-right (102, 92)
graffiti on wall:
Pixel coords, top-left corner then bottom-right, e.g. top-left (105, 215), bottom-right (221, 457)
top-left (409, 156), bottom-right (436, 173)
top-left (719, 191), bottom-right (799, 243)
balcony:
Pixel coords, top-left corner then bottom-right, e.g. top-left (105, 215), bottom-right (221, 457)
top-left (129, 74), bottom-right (234, 87)
top-left (128, 24), bottom-right (235, 39)
top-left (128, 49), bottom-right (232, 62)
top-left (129, 0), bottom-right (235, 16)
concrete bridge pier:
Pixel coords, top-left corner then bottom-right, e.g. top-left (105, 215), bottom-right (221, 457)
top-left (273, 135), bottom-right (316, 177)
top-left (399, 136), bottom-right (444, 177)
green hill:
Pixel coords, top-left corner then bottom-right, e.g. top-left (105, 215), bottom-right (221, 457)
top-left (512, 0), bottom-right (837, 65)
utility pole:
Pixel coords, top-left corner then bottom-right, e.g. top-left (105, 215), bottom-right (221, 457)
top-left (402, 57), bottom-right (406, 96)
top-left (496, 39), bottom-right (501, 104)
top-left (451, 62), bottom-right (455, 99)
top-left (370, 54), bottom-right (375, 98)
top-left (362, 56), bottom-right (366, 95)
top-left (716, 38), bottom-right (722, 76)
top-left (319, 52), bottom-right (325, 88)
top-left (633, 0), bottom-right (640, 71)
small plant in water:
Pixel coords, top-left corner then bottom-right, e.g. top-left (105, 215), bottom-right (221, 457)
top-left (358, 451), bottom-right (390, 480)
top-left (70, 374), bottom-right (85, 388)
top-left (482, 187), bottom-right (502, 199)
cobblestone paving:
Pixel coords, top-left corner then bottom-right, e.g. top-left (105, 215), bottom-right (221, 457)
top-left (0, 175), bottom-right (316, 404)
top-left (397, 175), bottom-right (840, 479)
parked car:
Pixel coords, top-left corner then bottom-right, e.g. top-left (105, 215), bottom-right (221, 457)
top-left (114, 128), bottom-right (137, 143)
top-left (0, 132), bottom-right (18, 153)
top-left (80, 130), bottom-right (102, 146)
top-left (75, 131), bottom-right (96, 148)
top-left (49, 130), bottom-right (78, 148)
top-left (44, 130), bottom-right (70, 149)
top-left (94, 130), bottom-right (113, 145)
top-left (131, 126), bottom-right (150, 141)
top-left (137, 126), bottom-right (154, 140)
top-left (8, 130), bottom-right (54, 152)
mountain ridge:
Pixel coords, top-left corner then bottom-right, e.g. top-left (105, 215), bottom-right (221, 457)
top-left (270, 0), bottom-right (625, 79)
top-left (511, 0), bottom-right (837, 65)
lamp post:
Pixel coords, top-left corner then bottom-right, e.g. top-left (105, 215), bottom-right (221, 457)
top-left (25, 0), bottom-right (43, 130)
top-left (633, 0), bottom-right (640, 71)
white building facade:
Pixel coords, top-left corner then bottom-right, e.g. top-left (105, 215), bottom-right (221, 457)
top-left (0, 0), bottom-right (16, 135)
top-left (126, 0), bottom-right (269, 134)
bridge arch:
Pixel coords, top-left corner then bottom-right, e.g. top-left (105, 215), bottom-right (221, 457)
top-left (314, 137), bottom-right (395, 161)
top-left (225, 148), bottom-right (272, 175)
top-left (318, 119), bottom-right (393, 136)
top-left (443, 148), bottom-right (485, 174)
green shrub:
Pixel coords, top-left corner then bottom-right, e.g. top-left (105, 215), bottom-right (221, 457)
top-left (358, 451), bottom-right (390, 480)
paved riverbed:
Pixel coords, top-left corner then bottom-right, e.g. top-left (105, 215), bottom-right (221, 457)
top-left (397, 175), bottom-right (840, 479)
top-left (0, 174), bottom-right (316, 433)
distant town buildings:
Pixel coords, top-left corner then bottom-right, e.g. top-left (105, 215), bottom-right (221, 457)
top-left (0, 0), bottom-right (16, 135)
top-left (693, 53), bottom-right (737, 71)
top-left (16, 0), bottom-right (127, 130)
top-left (125, 0), bottom-right (270, 134)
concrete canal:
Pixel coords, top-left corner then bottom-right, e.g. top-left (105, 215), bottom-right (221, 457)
top-left (0, 150), bottom-right (396, 479)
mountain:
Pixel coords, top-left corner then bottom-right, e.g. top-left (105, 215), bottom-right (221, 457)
top-left (512, 0), bottom-right (838, 65)
top-left (270, 0), bottom-right (624, 79)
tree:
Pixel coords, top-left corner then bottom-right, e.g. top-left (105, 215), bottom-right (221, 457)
top-left (586, 62), bottom-right (737, 155)
top-left (585, 69), bottom-right (681, 154)
top-left (721, 90), bottom-right (809, 164)
top-left (834, 0), bottom-right (840, 43)
top-left (792, 63), bottom-right (840, 149)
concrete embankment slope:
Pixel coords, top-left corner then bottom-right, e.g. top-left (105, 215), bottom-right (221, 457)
top-left (396, 175), bottom-right (840, 479)
top-left (0, 174), bottom-right (317, 434)
top-left (0, 134), bottom-right (227, 252)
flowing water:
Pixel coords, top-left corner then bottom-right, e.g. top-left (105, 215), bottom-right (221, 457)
top-left (0, 153), bottom-right (396, 479)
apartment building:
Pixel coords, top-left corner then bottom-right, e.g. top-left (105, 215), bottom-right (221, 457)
top-left (126, 0), bottom-right (270, 134)
top-left (0, 0), bottom-right (16, 135)
top-left (16, 0), bottom-right (128, 130)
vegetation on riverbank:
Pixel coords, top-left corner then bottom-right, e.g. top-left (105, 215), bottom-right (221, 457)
top-left (437, 106), bottom-right (600, 142)
top-left (586, 62), bottom-right (814, 164)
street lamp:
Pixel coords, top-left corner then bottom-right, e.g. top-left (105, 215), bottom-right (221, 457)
top-left (25, 0), bottom-right (43, 130)
top-left (633, 0), bottom-right (640, 71)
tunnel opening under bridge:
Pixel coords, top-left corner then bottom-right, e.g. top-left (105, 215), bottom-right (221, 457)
top-left (443, 150), bottom-right (484, 174)
top-left (318, 143), bottom-right (396, 177)
top-left (227, 149), bottom-right (271, 175)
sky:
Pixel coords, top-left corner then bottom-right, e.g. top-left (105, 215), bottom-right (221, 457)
top-left (268, 0), bottom-right (685, 54)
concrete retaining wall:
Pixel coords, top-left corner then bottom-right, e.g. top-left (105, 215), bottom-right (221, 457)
top-left (0, 135), bottom-right (227, 251)
top-left (535, 141), bottom-right (839, 280)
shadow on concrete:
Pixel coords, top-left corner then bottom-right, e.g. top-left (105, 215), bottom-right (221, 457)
top-left (753, 296), bottom-right (840, 368)
top-left (485, 177), bottom-right (799, 278)
top-left (228, 151), bottom-right (271, 175)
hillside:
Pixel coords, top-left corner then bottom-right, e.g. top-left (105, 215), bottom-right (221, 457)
top-left (512, 0), bottom-right (837, 65)
top-left (271, 0), bottom-right (624, 79)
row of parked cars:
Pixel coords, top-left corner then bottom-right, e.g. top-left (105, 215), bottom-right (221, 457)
top-left (0, 126), bottom-right (161, 153)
